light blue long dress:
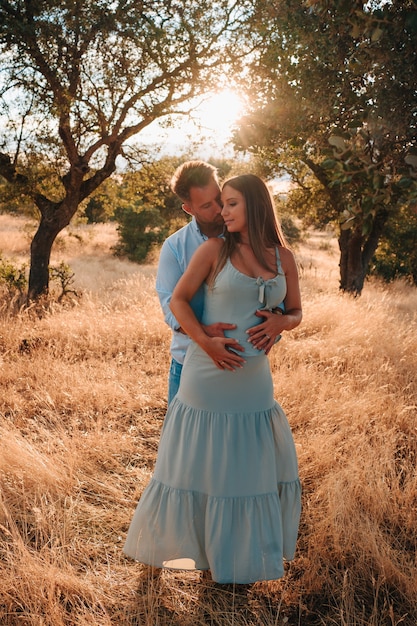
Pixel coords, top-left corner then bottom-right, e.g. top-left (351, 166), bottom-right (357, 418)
top-left (123, 249), bottom-right (301, 584)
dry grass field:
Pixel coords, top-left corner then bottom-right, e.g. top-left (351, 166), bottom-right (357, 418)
top-left (0, 214), bottom-right (416, 625)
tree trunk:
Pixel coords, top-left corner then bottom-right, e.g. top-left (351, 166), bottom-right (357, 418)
top-left (338, 208), bottom-right (388, 295)
top-left (338, 227), bottom-right (366, 295)
top-left (27, 194), bottom-right (80, 300)
top-left (27, 219), bottom-right (62, 300)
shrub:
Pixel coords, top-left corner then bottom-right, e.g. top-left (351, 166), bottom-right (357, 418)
top-left (0, 256), bottom-right (27, 295)
top-left (114, 207), bottom-right (168, 263)
top-left (280, 214), bottom-right (302, 246)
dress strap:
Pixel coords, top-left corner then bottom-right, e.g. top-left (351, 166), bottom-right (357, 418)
top-left (275, 247), bottom-right (283, 275)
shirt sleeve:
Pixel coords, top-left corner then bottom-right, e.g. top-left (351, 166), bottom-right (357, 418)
top-left (156, 238), bottom-right (183, 332)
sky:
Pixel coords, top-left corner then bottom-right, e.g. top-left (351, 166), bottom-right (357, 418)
top-left (137, 89), bottom-right (246, 159)
top-left (135, 88), bottom-right (292, 193)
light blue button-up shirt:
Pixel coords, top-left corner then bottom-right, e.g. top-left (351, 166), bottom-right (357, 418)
top-left (156, 217), bottom-right (215, 364)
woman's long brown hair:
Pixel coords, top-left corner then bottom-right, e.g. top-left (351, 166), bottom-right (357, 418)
top-left (209, 174), bottom-right (288, 286)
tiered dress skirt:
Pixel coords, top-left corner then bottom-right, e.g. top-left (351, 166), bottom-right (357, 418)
top-left (123, 343), bottom-right (301, 584)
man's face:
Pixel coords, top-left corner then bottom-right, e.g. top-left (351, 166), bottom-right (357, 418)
top-left (182, 179), bottom-right (224, 233)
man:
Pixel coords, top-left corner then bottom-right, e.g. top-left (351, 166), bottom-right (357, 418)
top-left (156, 160), bottom-right (242, 403)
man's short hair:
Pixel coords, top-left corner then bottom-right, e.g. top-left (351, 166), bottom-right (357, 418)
top-left (170, 161), bottom-right (219, 203)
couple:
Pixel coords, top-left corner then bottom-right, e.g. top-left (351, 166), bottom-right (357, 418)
top-left (123, 161), bottom-right (302, 585)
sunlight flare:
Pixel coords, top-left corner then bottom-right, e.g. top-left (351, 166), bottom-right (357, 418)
top-left (195, 88), bottom-right (245, 135)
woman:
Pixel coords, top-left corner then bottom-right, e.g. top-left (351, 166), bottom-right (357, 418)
top-left (123, 174), bottom-right (302, 584)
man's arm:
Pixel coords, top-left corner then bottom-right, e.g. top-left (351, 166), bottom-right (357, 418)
top-left (156, 238), bottom-right (184, 332)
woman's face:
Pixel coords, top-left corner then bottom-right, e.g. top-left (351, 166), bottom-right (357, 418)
top-left (221, 185), bottom-right (247, 234)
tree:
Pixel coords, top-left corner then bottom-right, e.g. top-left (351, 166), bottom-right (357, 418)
top-left (113, 156), bottom-right (184, 261)
top-left (0, 0), bottom-right (253, 300)
top-left (83, 177), bottom-right (121, 223)
top-left (234, 0), bottom-right (417, 293)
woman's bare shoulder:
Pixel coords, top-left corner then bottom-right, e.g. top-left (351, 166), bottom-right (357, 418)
top-left (205, 237), bottom-right (224, 249)
top-left (278, 245), bottom-right (297, 270)
top-left (200, 237), bottom-right (224, 254)
top-left (189, 236), bottom-right (224, 264)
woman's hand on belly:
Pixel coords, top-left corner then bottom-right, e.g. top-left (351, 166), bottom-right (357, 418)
top-left (200, 335), bottom-right (246, 371)
top-left (246, 309), bottom-right (284, 355)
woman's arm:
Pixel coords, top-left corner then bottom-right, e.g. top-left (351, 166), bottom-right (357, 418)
top-left (278, 246), bottom-right (303, 329)
top-left (170, 239), bottom-right (245, 370)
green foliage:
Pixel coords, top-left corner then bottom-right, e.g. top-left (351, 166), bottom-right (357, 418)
top-left (370, 205), bottom-right (417, 285)
top-left (0, 177), bottom-right (38, 217)
top-left (279, 174), bottom-right (336, 230)
top-left (112, 158), bottom-right (182, 262)
top-left (235, 0), bottom-right (417, 293)
top-left (0, 256), bottom-right (27, 295)
top-left (0, 256), bottom-right (80, 307)
top-left (114, 207), bottom-right (168, 263)
top-left (322, 130), bottom-right (417, 237)
top-left (83, 178), bottom-right (121, 223)
top-left (119, 159), bottom-right (183, 223)
top-left (0, 255), bottom-right (27, 312)
top-left (0, 152), bottom-right (69, 218)
top-left (279, 214), bottom-right (302, 247)
top-left (49, 261), bottom-right (79, 302)
top-left (0, 0), bottom-right (255, 298)
top-left (274, 194), bottom-right (303, 245)
top-left (208, 159), bottom-right (235, 181)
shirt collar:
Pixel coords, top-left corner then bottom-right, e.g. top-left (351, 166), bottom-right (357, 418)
top-left (191, 216), bottom-right (224, 240)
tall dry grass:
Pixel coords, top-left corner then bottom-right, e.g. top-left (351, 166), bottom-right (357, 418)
top-left (0, 216), bottom-right (416, 625)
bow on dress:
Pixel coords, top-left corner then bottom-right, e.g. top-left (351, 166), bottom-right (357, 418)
top-left (256, 276), bottom-right (278, 308)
